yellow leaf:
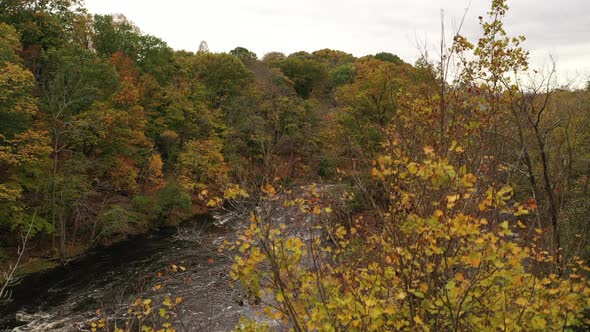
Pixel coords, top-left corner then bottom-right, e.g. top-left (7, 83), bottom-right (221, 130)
top-left (420, 283), bottom-right (429, 293)
top-left (384, 305), bottom-right (395, 315)
top-left (413, 315), bottom-right (423, 325)
top-left (163, 297), bottom-right (172, 307)
top-left (263, 184), bottom-right (276, 196)
top-left (531, 316), bottom-right (547, 329)
top-left (449, 140), bottom-right (458, 151)
top-left (514, 205), bottom-right (529, 216)
top-left (455, 272), bottom-right (465, 282)
top-left (447, 194), bottom-right (460, 203)
top-left (478, 199), bottom-right (491, 212)
top-left (313, 205), bottom-right (322, 215)
top-left (461, 173), bottom-right (477, 187)
top-left (372, 167), bottom-right (381, 178)
top-left (335, 226), bottom-right (347, 239)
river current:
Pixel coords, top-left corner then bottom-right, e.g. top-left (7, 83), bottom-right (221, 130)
top-left (0, 212), bottom-right (265, 331)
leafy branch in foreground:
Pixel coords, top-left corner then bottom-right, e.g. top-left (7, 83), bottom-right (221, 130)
top-left (228, 1), bottom-right (590, 329)
top-left (230, 142), bottom-right (590, 331)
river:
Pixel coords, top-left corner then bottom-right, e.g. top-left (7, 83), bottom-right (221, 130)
top-left (0, 213), bottom-right (265, 332)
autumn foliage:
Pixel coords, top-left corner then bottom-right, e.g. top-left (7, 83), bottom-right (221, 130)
top-left (0, 0), bottom-right (589, 330)
top-left (227, 0), bottom-right (590, 330)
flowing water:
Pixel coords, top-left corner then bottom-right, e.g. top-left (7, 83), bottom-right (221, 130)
top-left (0, 213), bottom-right (266, 332)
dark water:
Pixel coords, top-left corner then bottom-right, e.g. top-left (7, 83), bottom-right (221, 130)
top-left (0, 213), bottom-right (265, 332)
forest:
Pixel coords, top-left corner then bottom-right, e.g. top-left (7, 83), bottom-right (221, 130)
top-left (0, 0), bottom-right (589, 330)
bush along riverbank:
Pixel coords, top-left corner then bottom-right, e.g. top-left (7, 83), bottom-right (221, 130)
top-left (0, 182), bottom-right (213, 291)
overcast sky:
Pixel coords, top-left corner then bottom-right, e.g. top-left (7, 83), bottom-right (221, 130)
top-left (85, 0), bottom-right (589, 86)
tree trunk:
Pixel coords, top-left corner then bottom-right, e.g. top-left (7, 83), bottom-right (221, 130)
top-left (60, 212), bottom-right (66, 258)
top-left (533, 126), bottom-right (561, 268)
top-left (51, 128), bottom-right (59, 254)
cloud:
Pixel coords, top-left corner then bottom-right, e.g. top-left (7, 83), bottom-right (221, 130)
top-left (84, 0), bottom-right (589, 84)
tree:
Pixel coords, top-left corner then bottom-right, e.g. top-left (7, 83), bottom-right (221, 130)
top-left (329, 62), bottom-right (354, 87)
top-left (262, 51), bottom-right (286, 65)
top-left (157, 182), bottom-right (191, 223)
top-left (74, 51), bottom-right (158, 195)
top-left (276, 54), bottom-right (329, 99)
top-left (177, 139), bottom-right (228, 195)
top-left (193, 52), bottom-right (254, 108)
top-left (93, 14), bottom-right (141, 59)
top-left (334, 58), bottom-right (401, 159)
top-left (0, 23), bottom-right (52, 236)
top-left (197, 40), bottom-right (209, 53)
top-left (0, 23), bottom-right (22, 63)
top-left (0, 0), bottom-right (85, 49)
top-left (93, 14), bottom-right (174, 82)
top-left (447, 0), bottom-right (575, 266)
top-left (0, 0), bottom-right (88, 77)
top-left (226, 64), bottom-right (316, 185)
top-left (232, 144), bottom-right (590, 331)
top-left (41, 45), bottom-right (117, 256)
top-left (230, 1), bottom-right (590, 330)
top-left (373, 52), bottom-right (404, 65)
top-left (154, 51), bottom-right (222, 150)
top-left (230, 46), bottom-right (257, 65)
top-left (312, 48), bottom-right (355, 68)
top-left (506, 77), bottom-right (590, 265)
